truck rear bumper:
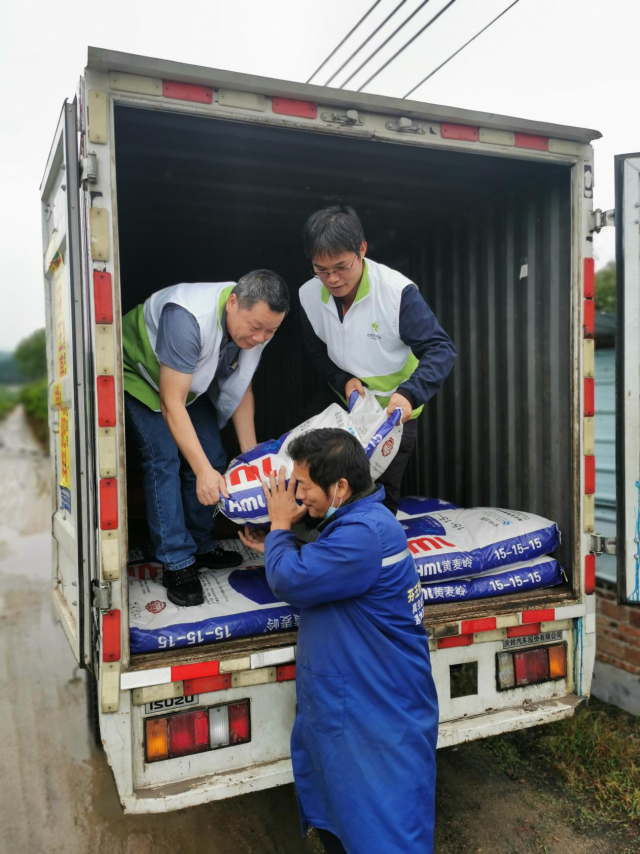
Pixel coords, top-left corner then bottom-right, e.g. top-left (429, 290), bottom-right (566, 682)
top-left (121, 757), bottom-right (294, 814)
top-left (437, 693), bottom-right (583, 749)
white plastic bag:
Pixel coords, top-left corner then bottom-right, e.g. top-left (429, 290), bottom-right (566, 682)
top-left (218, 389), bottom-right (403, 525)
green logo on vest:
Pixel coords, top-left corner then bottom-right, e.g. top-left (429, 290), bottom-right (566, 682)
top-left (371, 322), bottom-right (378, 332)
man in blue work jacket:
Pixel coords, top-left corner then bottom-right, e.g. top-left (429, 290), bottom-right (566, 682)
top-left (299, 204), bottom-right (456, 515)
top-left (239, 429), bottom-right (439, 854)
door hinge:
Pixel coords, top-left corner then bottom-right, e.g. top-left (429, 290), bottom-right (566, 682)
top-left (590, 208), bottom-right (615, 234)
top-left (81, 152), bottom-right (99, 186)
top-left (590, 533), bottom-right (617, 555)
top-left (320, 109), bottom-right (363, 126)
top-left (385, 116), bottom-right (425, 134)
top-left (92, 579), bottom-right (112, 612)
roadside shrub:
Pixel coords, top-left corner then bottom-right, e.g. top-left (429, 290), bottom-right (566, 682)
top-left (19, 378), bottom-right (49, 446)
top-left (0, 385), bottom-right (17, 420)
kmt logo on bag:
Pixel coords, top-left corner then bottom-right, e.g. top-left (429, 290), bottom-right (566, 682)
top-left (382, 438), bottom-right (394, 457)
top-left (408, 535), bottom-right (456, 555)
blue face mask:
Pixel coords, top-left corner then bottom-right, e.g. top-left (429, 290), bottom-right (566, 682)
top-left (324, 483), bottom-right (343, 520)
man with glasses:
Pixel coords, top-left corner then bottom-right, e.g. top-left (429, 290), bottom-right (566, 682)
top-left (299, 204), bottom-right (456, 516)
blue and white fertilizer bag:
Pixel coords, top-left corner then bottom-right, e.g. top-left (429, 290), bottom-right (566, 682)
top-left (396, 495), bottom-right (459, 519)
top-left (218, 389), bottom-right (403, 526)
top-left (402, 507), bottom-right (560, 582)
top-left (128, 539), bottom-right (298, 653)
top-left (422, 555), bottom-right (565, 604)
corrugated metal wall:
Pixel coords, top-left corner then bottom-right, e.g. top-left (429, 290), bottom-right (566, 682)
top-left (404, 171), bottom-right (574, 570)
top-left (595, 347), bottom-right (616, 582)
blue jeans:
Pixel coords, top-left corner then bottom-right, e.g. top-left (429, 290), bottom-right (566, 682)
top-left (125, 392), bottom-right (227, 571)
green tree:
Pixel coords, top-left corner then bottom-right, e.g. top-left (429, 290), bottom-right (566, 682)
top-left (595, 261), bottom-right (616, 314)
top-left (14, 329), bottom-right (47, 381)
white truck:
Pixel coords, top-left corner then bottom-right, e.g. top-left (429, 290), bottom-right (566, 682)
top-left (41, 46), bottom-right (638, 814)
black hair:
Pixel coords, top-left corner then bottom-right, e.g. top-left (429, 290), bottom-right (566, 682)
top-left (234, 269), bottom-right (290, 314)
top-left (288, 428), bottom-right (372, 495)
top-left (302, 205), bottom-right (365, 260)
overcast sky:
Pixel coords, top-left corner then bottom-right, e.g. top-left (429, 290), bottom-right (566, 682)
top-left (1, 0), bottom-right (637, 351)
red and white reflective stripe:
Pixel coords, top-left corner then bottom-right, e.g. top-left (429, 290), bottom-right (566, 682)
top-left (460, 617), bottom-right (496, 634)
top-left (102, 609), bottom-right (121, 662)
top-left (441, 123), bottom-right (479, 142)
top-left (93, 271), bottom-right (113, 323)
top-left (554, 603), bottom-right (587, 620)
top-left (121, 667), bottom-right (173, 691)
top-left (162, 80), bottom-right (213, 104)
top-left (521, 608), bottom-right (555, 624)
top-left (97, 376), bottom-right (116, 427)
top-left (250, 647), bottom-right (296, 669)
top-left (583, 252), bottom-right (597, 575)
top-left (514, 132), bottom-right (549, 151)
top-left (585, 555), bottom-right (596, 595)
top-left (507, 623), bottom-right (541, 638)
top-left (272, 97), bottom-right (317, 119)
top-left (172, 661), bottom-right (219, 681)
top-left (120, 649), bottom-right (299, 690)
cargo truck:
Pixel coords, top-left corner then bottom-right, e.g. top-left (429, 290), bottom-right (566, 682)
top-left (40, 46), bottom-right (638, 814)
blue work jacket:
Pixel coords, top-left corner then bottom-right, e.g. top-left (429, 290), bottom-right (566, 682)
top-left (265, 487), bottom-right (439, 854)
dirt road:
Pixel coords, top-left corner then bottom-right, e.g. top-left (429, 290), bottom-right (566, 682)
top-left (0, 408), bottom-right (636, 853)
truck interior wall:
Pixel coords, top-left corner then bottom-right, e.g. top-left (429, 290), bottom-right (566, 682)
top-left (114, 104), bottom-right (574, 576)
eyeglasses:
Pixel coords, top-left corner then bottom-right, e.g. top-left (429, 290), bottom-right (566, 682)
top-left (312, 254), bottom-right (359, 281)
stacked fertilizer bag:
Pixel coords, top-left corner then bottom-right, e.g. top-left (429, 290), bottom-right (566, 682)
top-left (128, 540), bottom-right (299, 653)
top-left (396, 497), bottom-right (565, 605)
top-left (217, 389), bottom-right (403, 526)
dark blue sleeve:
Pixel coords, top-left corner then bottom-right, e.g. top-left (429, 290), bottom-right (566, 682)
top-left (300, 306), bottom-right (352, 398)
top-left (265, 524), bottom-right (382, 608)
top-left (397, 285), bottom-right (456, 408)
top-left (156, 303), bottom-right (202, 374)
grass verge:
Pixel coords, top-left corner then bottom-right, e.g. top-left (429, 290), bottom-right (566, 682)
top-left (0, 385), bottom-right (17, 420)
top-left (484, 697), bottom-right (640, 829)
top-left (19, 378), bottom-right (49, 446)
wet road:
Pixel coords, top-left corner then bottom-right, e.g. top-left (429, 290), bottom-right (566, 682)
top-left (0, 409), bottom-right (321, 854)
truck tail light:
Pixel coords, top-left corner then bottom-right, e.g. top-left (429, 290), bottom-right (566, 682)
top-left (146, 717), bottom-right (169, 762)
top-left (228, 702), bottom-right (251, 744)
top-left (548, 644), bottom-right (567, 679)
top-left (146, 700), bottom-right (251, 762)
top-left (168, 709), bottom-right (209, 757)
top-left (209, 704), bottom-right (230, 747)
top-left (514, 648), bottom-right (549, 685)
top-left (496, 644), bottom-right (567, 691)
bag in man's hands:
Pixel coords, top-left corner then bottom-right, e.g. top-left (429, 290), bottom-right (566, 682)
top-left (218, 389), bottom-right (403, 525)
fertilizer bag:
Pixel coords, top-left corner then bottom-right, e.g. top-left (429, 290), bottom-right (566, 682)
top-left (218, 389), bottom-right (402, 525)
top-left (421, 555), bottom-right (565, 604)
top-left (128, 540), bottom-right (299, 653)
top-left (396, 495), bottom-right (459, 519)
top-left (402, 507), bottom-right (560, 582)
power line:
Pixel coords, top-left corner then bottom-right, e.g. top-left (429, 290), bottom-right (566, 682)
top-left (404, 0), bottom-right (523, 98)
top-left (339, 0), bottom-right (433, 90)
top-left (358, 0), bottom-right (459, 91)
top-left (306, 0), bottom-right (385, 84)
top-left (324, 0), bottom-right (411, 87)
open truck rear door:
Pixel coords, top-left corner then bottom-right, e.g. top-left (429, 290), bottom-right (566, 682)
top-left (40, 99), bottom-right (94, 664)
top-left (615, 153), bottom-right (640, 605)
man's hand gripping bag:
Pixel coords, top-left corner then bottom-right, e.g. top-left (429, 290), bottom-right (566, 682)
top-left (217, 390), bottom-right (403, 525)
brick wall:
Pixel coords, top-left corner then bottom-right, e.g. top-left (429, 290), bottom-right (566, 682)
top-left (596, 580), bottom-right (640, 675)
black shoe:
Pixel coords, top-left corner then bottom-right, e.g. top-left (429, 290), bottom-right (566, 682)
top-left (162, 565), bottom-right (204, 607)
top-left (193, 547), bottom-right (243, 571)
